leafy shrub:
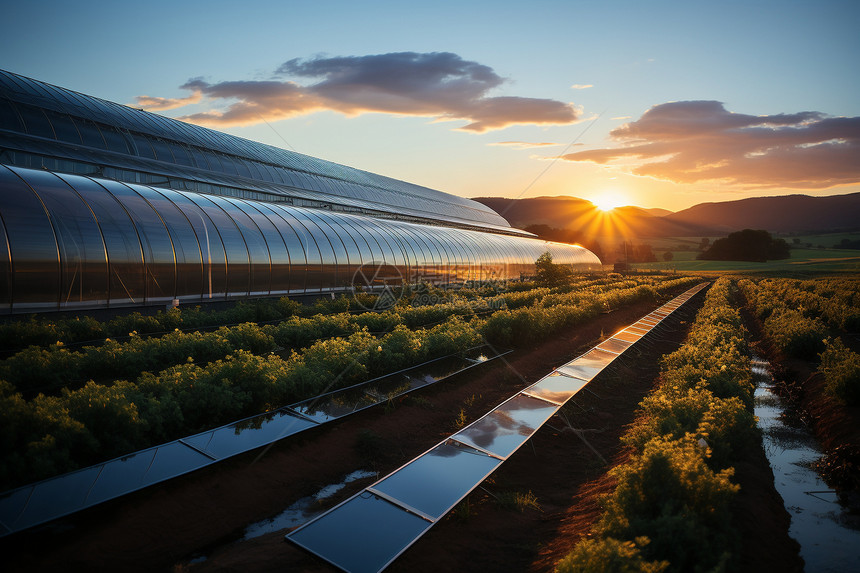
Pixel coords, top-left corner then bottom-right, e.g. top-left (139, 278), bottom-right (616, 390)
top-left (557, 537), bottom-right (669, 573)
top-left (764, 309), bottom-right (827, 359)
top-left (819, 338), bottom-right (860, 406)
top-left (597, 438), bottom-right (739, 572)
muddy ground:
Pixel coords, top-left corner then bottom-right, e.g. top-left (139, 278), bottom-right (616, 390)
top-left (3, 291), bottom-right (803, 572)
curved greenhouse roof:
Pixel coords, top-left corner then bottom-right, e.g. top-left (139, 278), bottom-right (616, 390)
top-left (0, 69), bottom-right (515, 233)
top-left (0, 70), bottom-right (602, 314)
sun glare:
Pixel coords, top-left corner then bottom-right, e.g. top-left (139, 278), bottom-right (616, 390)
top-left (591, 191), bottom-right (628, 212)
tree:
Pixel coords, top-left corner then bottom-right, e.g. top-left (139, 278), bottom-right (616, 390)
top-left (663, 251), bottom-right (674, 262)
top-left (699, 237), bottom-right (711, 251)
top-left (534, 252), bottom-right (572, 287)
top-left (697, 229), bottom-right (791, 262)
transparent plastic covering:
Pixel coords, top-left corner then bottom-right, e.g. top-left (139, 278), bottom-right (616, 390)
top-left (286, 283), bottom-right (710, 572)
top-left (0, 165), bottom-right (601, 314)
top-left (0, 345), bottom-right (509, 537)
top-left (0, 69), bottom-right (512, 231)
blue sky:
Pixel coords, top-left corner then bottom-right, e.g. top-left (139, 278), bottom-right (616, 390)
top-left (2, 0), bottom-right (858, 211)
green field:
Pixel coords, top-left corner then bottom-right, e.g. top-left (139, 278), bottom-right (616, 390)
top-left (624, 232), bottom-right (860, 274)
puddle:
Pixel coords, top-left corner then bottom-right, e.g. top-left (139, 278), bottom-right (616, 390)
top-left (242, 469), bottom-right (376, 540)
top-left (752, 358), bottom-right (860, 572)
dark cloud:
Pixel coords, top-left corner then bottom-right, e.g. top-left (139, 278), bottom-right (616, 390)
top-left (137, 52), bottom-right (579, 131)
top-left (561, 101), bottom-right (860, 189)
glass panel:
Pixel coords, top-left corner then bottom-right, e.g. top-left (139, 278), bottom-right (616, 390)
top-left (264, 205), bottom-right (307, 294)
top-left (140, 442), bottom-right (212, 486)
top-left (626, 325), bottom-right (651, 335)
top-left (0, 486), bottom-right (33, 531)
top-left (105, 181), bottom-right (176, 303)
top-left (66, 175), bottom-right (145, 307)
top-left (211, 196), bottom-right (271, 296)
top-left (99, 125), bottom-right (132, 154)
top-left (15, 169), bottom-right (109, 308)
top-left (595, 337), bottom-right (633, 354)
top-left (285, 209), bottom-right (322, 293)
top-left (170, 190), bottom-right (228, 300)
top-left (130, 132), bottom-right (156, 160)
top-left (186, 412), bottom-right (317, 460)
top-left (72, 117), bottom-right (107, 150)
top-left (183, 194), bottom-right (250, 298)
top-left (287, 493), bottom-right (432, 573)
top-left (452, 394), bottom-right (559, 459)
top-left (44, 109), bottom-right (81, 144)
top-left (145, 188), bottom-right (204, 302)
top-left (0, 166), bottom-right (59, 310)
top-left (17, 104), bottom-right (55, 139)
top-left (307, 211), bottom-right (350, 289)
top-left (525, 372), bottom-right (589, 405)
top-left (12, 465), bottom-right (103, 530)
top-left (148, 137), bottom-right (175, 163)
top-left (167, 142), bottom-right (194, 167)
top-left (236, 200), bottom-right (291, 296)
top-left (372, 440), bottom-right (502, 519)
top-left (0, 99), bottom-right (25, 133)
top-left (298, 211), bottom-right (338, 290)
top-left (612, 330), bottom-right (642, 343)
top-left (0, 215), bottom-right (10, 312)
top-left (556, 348), bottom-right (618, 381)
top-left (86, 450), bottom-right (157, 505)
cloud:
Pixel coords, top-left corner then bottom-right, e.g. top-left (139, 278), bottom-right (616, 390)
top-left (133, 90), bottom-right (202, 111)
top-left (139, 52), bottom-right (580, 132)
top-left (570, 84), bottom-right (593, 90)
top-left (560, 101), bottom-right (860, 189)
top-left (490, 141), bottom-right (562, 149)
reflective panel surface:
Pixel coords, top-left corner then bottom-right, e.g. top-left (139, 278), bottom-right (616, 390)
top-left (371, 440), bottom-right (502, 519)
top-left (287, 493), bottom-right (432, 573)
top-left (452, 394), bottom-right (560, 458)
top-left (596, 337), bottom-right (633, 354)
top-left (524, 372), bottom-right (589, 404)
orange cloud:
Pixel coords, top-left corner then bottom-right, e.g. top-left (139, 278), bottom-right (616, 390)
top-left (139, 52), bottom-right (581, 132)
top-left (133, 90), bottom-right (202, 111)
top-left (560, 101), bottom-right (860, 189)
top-left (490, 141), bottom-right (561, 148)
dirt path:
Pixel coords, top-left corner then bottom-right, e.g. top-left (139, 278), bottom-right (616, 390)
top-left (3, 291), bottom-right (802, 572)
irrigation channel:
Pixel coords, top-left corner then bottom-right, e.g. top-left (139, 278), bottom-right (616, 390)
top-left (752, 357), bottom-right (860, 572)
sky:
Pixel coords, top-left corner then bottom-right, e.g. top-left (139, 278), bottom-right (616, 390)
top-left (1, 0), bottom-right (858, 212)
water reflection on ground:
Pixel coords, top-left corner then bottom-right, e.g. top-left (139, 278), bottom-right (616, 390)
top-left (754, 359), bottom-right (860, 572)
top-left (242, 469), bottom-right (377, 540)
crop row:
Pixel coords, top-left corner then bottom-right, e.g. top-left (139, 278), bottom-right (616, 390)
top-left (0, 275), bottom-right (700, 491)
top-left (0, 276), bottom-right (700, 395)
top-left (557, 278), bottom-right (759, 572)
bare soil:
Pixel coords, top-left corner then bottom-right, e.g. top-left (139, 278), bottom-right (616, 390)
top-left (3, 292), bottom-right (802, 572)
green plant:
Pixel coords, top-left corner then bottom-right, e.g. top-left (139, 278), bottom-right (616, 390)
top-left (496, 490), bottom-right (542, 513)
top-left (819, 338), bottom-right (860, 406)
top-left (557, 536), bottom-right (669, 573)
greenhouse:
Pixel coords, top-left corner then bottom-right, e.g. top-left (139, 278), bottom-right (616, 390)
top-left (0, 69), bottom-right (600, 314)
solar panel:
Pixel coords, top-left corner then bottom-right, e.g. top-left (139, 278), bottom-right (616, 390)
top-left (451, 394), bottom-right (560, 459)
top-left (0, 345), bottom-right (509, 538)
top-left (288, 493), bottom-right (433, 573)
top-left (286, 283), bottom-right (710, 572)
top-left (370, 440), bottom-right (502, 519)
top-left (522, 371), bottom-right (589, 404)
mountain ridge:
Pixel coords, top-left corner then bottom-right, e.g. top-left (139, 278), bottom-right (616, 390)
top-left (473, 192), bottom-right (860, 237)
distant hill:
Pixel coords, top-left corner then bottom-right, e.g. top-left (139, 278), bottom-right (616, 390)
top-left (472, 196), bottom-right (715, 238)
top-left (664, 193), bottom-right (860, 233)
top-left (474, 192), bottom-right (860, 238)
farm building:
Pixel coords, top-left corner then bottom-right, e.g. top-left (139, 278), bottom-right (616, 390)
top-left (0, 69), bottom-right (600, 314)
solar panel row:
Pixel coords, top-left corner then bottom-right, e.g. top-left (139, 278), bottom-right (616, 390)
top-left (286, 283), bottom-right (709, 573)
top-left (0, 345), bottom-right (507, 537)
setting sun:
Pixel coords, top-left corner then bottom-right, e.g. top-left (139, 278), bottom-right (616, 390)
top-left (591, 191), bottom-right (628, 212)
